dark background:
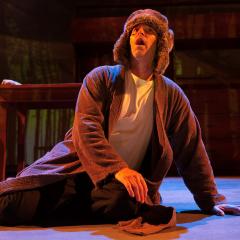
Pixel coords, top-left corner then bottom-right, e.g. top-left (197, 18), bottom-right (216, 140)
top-left (0, 0), bottom-right (240, 176)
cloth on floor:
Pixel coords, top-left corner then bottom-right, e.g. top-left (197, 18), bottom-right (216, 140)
top-left (116, 208), bottom-right (176, 235)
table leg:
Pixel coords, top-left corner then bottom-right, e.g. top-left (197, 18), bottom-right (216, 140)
top-left (0, 105), bottom-right (7, 180)
top-left (17, 110), bottom-right (27, 173)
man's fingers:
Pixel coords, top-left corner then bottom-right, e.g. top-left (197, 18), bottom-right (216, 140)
top-left (212, 206), bottom-right (225, 216)
top-left (114, 168), bottom-right (148, 203)
top-left (130, 175), bottom-right (148, 203)
top-left (218, 204), bottom-right (240, 215)
top-left (139, 176), bottom-right (148, 200)
top-left (216, 209), bottom-right (225, 216)
top-left (124, 181), bottom-right (135, 198)
top-left (133, 176), bottom-right (144, 203)
top-left (135, 176), bottom-right (147, 203)
top-left (130, 178), bottom-right (141, 202)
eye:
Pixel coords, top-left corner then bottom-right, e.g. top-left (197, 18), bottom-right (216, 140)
top-left (144, 26), bottom-right (156, 35)
top-left (131, 28), bottom-right (138, 36)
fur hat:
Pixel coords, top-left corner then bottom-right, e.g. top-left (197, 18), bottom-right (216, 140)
top-left (113, 9), bottom-right (174, 75)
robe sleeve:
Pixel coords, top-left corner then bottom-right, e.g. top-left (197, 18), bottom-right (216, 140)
top-left (72, 67), bottom-right (128, 186)
top-left (168, 85), bottom-right (226, 212)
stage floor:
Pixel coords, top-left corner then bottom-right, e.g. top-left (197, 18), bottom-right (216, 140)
top-left (0, 177), bottom-right (239, 240)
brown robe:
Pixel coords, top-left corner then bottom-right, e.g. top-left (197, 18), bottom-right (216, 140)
top-left (0, 65), bottom-right (225, 211)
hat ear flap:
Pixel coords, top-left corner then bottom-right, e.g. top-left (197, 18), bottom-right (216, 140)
top-left (168, 29), bottom-right (174, 52)
top-left (113, 32), bottom-right (131, 67)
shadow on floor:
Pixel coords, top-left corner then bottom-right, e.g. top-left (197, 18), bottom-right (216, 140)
top-left (177, 210), bottom-right (209, 224)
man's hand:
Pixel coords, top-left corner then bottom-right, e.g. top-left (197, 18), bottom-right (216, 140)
top-left (212, 204), bottom-right (240, 216)
top-left (1, 79), bottom-right (21, 85)
top-left (115, 167), bottom-right (148, 203)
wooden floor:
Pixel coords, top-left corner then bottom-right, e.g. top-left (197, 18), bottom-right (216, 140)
top-left (0, 177), bottom-right (240, 240)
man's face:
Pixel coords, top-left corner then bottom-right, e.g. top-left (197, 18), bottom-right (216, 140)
top-left (129, 24), bottom-right (157, 65)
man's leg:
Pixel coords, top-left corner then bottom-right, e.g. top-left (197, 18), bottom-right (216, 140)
top-left (35, 175), bottom-right (94, 226)
top-left (91, 179), bottom-right (175, 225)
top-left (33, 179), bottom-right (72, 225)
top-left (0, 190), bottom-right (40, 225)
top-left (91, 179), bottom-right (138, 223)
top-left (0, 179), bottom-right (68, 226)
top-left (0, 176), bottom-right (92, 226)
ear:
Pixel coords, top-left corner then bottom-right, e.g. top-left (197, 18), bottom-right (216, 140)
top-left (168, 29), bottom-right (174, 52)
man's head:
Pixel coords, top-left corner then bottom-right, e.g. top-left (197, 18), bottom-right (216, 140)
top-left (113, 9), bottom-right (174, 75)
top-left (129, 23), bottom-right (158, 70)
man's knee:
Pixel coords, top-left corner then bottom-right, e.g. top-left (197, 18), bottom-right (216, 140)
top-left (91, 179), bottom-right (137, 223)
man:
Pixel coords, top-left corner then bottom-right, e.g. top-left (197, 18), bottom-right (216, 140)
top-left (0, 9), bottom-right (239, 233)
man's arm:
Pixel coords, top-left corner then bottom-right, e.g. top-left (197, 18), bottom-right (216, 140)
top-left (72, 67), bottom-right (128, 186)
top-left (72, 67), bottom-right (148, 203)
top-left (168, 85), bottom-right (240, 215)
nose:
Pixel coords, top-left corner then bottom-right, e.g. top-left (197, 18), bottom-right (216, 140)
top-left (136, 27), bottom-right (145, 36)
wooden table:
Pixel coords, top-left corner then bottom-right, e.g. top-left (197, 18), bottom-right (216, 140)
top-left (0, 83), bottom-right (81, 180)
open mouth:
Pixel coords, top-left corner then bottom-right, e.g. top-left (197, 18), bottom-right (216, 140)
top-left (135, 38), bottom-right (145, 46)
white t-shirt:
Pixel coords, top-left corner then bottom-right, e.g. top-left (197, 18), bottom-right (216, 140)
top-left (109, 70), bottom-right (154, 170)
